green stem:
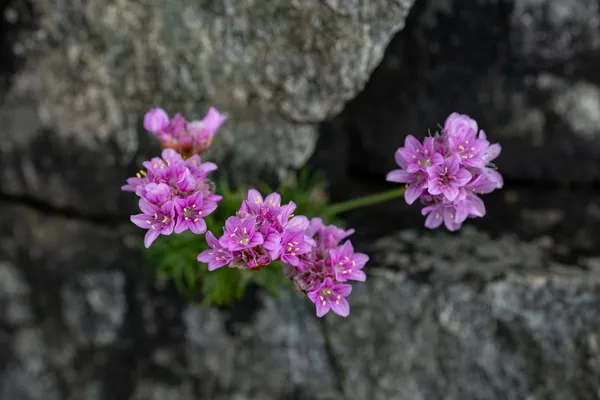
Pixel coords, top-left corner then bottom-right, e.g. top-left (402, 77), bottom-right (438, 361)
top-left (322, 187), bottom-right (406, 217)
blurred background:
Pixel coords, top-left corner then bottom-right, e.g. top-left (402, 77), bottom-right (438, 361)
top-left (2, 1), bottom-right (600, 399)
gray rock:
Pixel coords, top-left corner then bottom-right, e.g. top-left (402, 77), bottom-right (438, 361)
top-left (182, 291), bottom-right (341, 399)
top-left (131, 380), bottom-right (195, 400)
top-left (333, 0), bottom-right (600, 183)
top-left (0, 261), bottom-right (33, 327)
top-left (1, 197), bottom-right (600, 399)
top-left (0, 328), bottom-right (63, 400)
top-left (0, 0), bottom-right (415, 214)
top-left (326, 229), bottom-right (600, 400)
top-left (61, 271), bottom-right (127, 347)
top-left (511, 0), bottom-right (600, 65)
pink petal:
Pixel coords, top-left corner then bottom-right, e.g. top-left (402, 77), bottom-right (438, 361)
top-left (174, 216), bottom-right (189, 234)
top-left (189, 218), bottom-right (207, 235)
top-left (143, 229), bottom-right (160, 248)
top-left (442, 185), bottom-right (459, 202)
top-left (315, 301), bottom-right (330, 318)
top-left (199, 201), bottom-right (218, 217)
top-left (334, 283), bottom-right (353, 297)
top-left (404, 135), bottom-right (421, 150)
top-left (405, 184), bottom-right (423, 205)
top-left (130, 214), bottom-right (152, 229)
top-left (454, 168), bottom-right (473, 186)
top-left (347, 270), bottom-right (366, 282)
top-left (424, 209), bottom-right (444, 229)
top-left (247, 189), bottom-right (263, 205)
top-left (386, 169), bottom-right (413, 183)
top-left (139, 199), bottom-right (160, 215)
top-left (264, 192), bottom-right (282, 207)
top-left (330, 297), bottom-right (350, 317)
top-left (394, 148), bottom-right (408, 168)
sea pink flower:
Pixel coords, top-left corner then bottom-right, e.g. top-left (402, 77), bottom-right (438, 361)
top-left (387, 112), bottom-right (504, 231)
top-left (427, 154), bottom-right (472, 202)
top-left (197, 232), bottom-right (233, 271)
top-left (219, 216), bottom-right (264, 252)
top-left (330, 241), bottom-right (368, 282)
top-left (130, 199), bottom-right (176, 248)
top-left (173, 191), bottom-right (218, 234)
top-left (307, 278), bottom-right (352, 318)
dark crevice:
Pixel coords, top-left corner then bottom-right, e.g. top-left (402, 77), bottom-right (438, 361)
top-left (319, 319), bottom-right (347, 400)
top-left (221, 283), bottom-right (261, 337)
top-left (96, 274), bottom-right (143, 400)
top-left (117, 272), bottom-right (190, 394)
top-left (0, 0), bottom-right (35, 93)
top-left (0, 193), bottom-right (131, 228)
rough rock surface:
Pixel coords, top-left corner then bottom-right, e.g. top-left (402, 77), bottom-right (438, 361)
top-left (2, 196), bottom-right (600, 399)
top-left (0, 0), bottom-right (415, 215)
top-left (328, 0), bottom-right (600, 183)
top-left (3, 1), bottom-right (600, 399)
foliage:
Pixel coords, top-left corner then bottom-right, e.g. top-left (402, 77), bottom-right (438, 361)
top-left (145, 168), bottom-right (339, 306)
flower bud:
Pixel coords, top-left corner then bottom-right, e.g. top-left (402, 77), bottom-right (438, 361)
top-left (143, 108), bottom-right (169, 133)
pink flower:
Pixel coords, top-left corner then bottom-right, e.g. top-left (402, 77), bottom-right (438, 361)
top-left (219, 216), bottom-right (264, 252)
top-left (173, 191), bottom-right (218, 234)
top-left (197, 232), bottom-right (233, 271)
top-left (426, 154), bottom-right (472, 202)
top-left (387, 112), bottom-right (504, 231)
top-left (130, 199), bottom-right (176, 248)
top-left (307, 278), bottom-right (352, 318)
top-left (329, 241), bottom-right (368, 282)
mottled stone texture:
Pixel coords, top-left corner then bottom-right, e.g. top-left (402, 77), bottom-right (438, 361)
top-left (2, 201), bottom-right (600, 400)
top-left (0, 0), bottom-right (414, 215)
top-left (3, 0), bottom-right (600, 399)
top-left (328, 0), bottom-right (600, 183)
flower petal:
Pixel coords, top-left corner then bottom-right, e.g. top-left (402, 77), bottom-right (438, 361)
top-left (424, 209), bottom-right (444, 229)
top-left (335, 283), bottom-right (353, 297)
top-left (174, 216), bottom-right (189, 234)
top-left (139, 198), bottom-right (160, 215)
top-left (315, 301), bottom-right (330, 318)
top-left (248, 232), bottom-right (264, 248)
top-left (347, 269), bottom-right (367, 282)
top-left (144, 229), bottom-right (161, 248)
top-left (394, 148), bottom-right (408, 168)
top-left (454, 168), bottom-right (473, 186)
top-left (247, 189), bottom-right (263, 205)
top-left (330, 297), bottom-right (350, 317)
top-left (130, 214), bottom-right (152, 229)
top-left (442, 185), bottom-right (459, 202)
top-left (264, 192), bottom-right (282, 207)
top-left (189, 218), bottom-right (207, 234)
top-left (386, 169), bottom-right (413, 183)
top-left (199, 201), bottom-right (218, 217)
top-left (405, 184), bottom-right (423, 205)
top-left (404, 135), bottom-right (421, 150)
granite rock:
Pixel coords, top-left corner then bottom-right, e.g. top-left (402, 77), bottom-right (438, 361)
top-left (2, 198), bottom-right (600, 399)
top-left (330, 0), bottom-right (600, 183)
top-left (0, 0), bottom-right (415, 215)
top-left (326, 227), bottom-right (600, 400)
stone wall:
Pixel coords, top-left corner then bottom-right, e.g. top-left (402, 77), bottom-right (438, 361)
top-left (2, 0), bottom-right (600, 399)
top-left (328, 0), bottom-right (600, 183)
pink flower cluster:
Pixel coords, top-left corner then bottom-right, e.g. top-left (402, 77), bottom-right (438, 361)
top-left (197, 189), bottom-right (368, 318)
top-left (143, 107), bottom-right (227, 157)
top-left (387, 112), bottom-right (503, 231)
top-left (122, 149), bottom-right (222, 248)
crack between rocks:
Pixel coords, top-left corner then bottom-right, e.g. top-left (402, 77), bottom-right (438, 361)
top-left (319, 319), bottom-right (348, 400)
top-left (0, 192), bottom-right (131, 228)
